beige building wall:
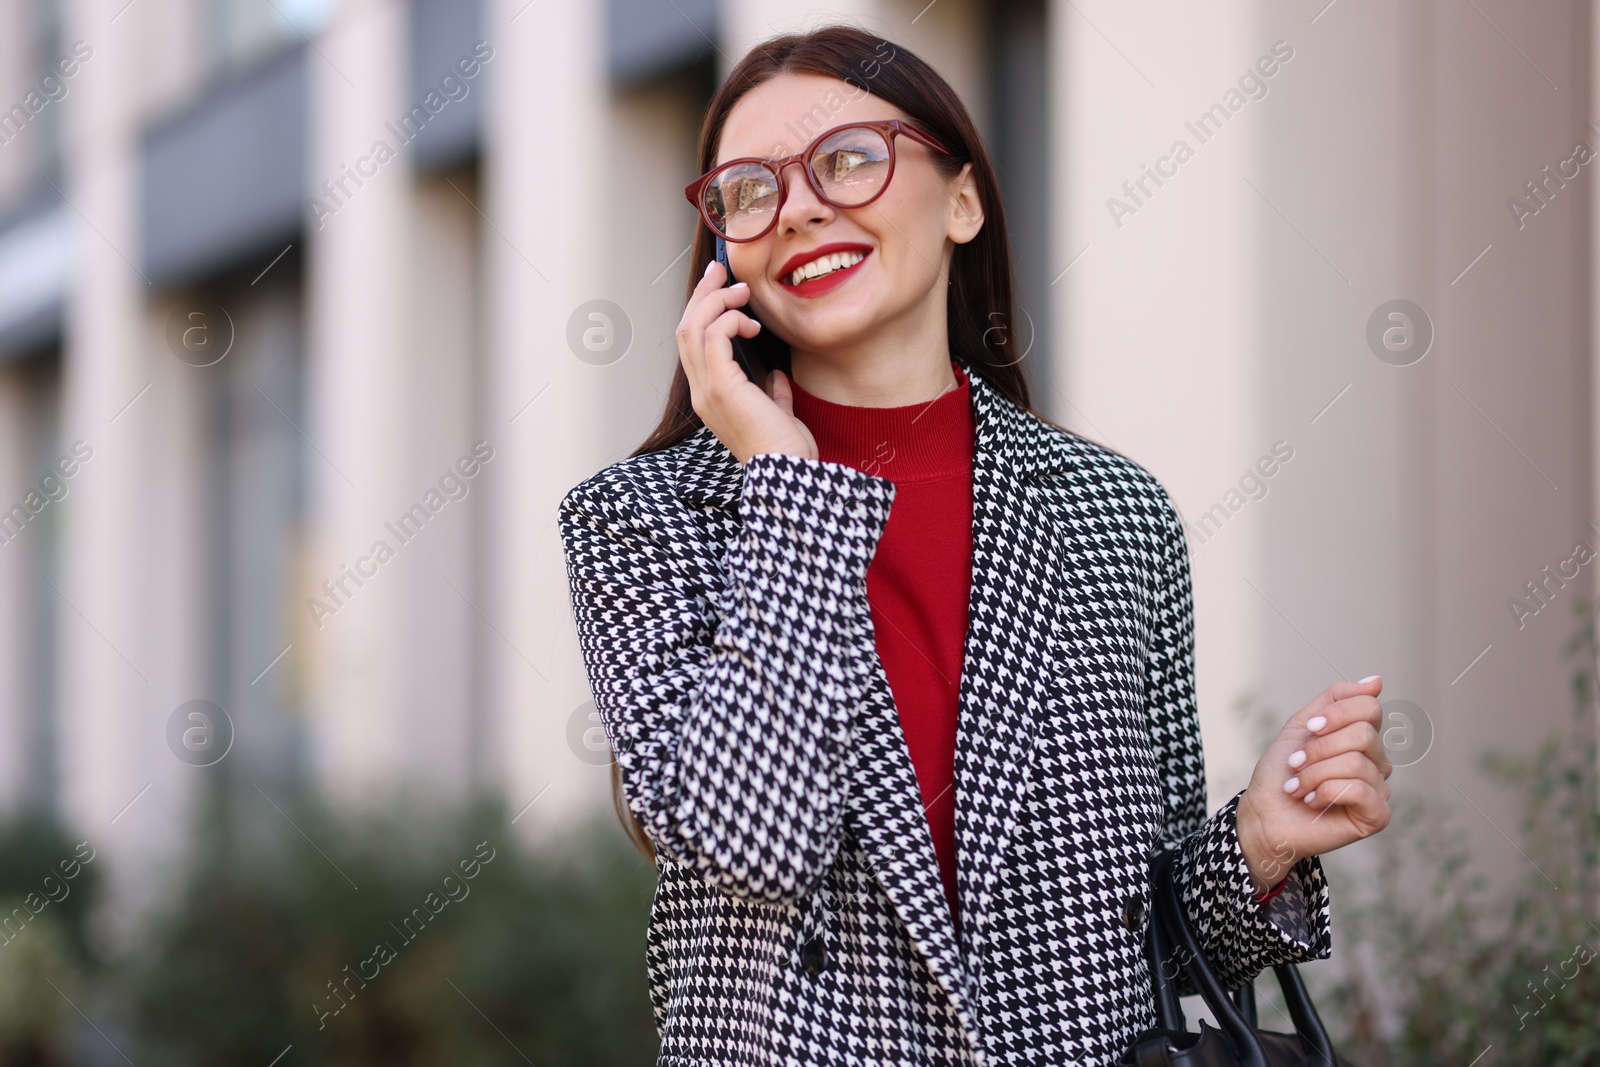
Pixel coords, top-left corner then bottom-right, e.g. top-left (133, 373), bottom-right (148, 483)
top-left (1051, 0), bottom-right (1593, 898)
top-left (1245, 1), bottom-right (1593, 889)
top-left (1051, 2), bottom-right (1270, 797)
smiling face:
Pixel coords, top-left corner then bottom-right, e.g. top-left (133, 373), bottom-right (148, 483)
top-left (714, 73), bottom-right (982, 386)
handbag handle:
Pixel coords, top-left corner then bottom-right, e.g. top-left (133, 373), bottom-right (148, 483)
top-left (1144, 857), bottom-right (1186, 1032)
top-left (1146, 849), bottom-right (1340, 1067)
top-left (1231, 978), bottom-right (1257, 1027)
top-left (1271, 961), bottom-right (1338, 1065)
top-left (1150, 849), bottom-right (1270, 1067)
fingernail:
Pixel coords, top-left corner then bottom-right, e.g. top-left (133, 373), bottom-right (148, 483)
top-left (731, 281), bottom-right (747, 290)
top-left (1307, 715), bottom-right (1327, 732)
top-left (1282, 776), bottom-right (1299, 793)
top-left (1287, 749), bottom-right (1307, 769)
top-left (704, 259), bottom-right (716, 277)
top-left (1358, 674), bottom-right (1380, 684)
top-left (1304, 790), bottom-right (1318, 804)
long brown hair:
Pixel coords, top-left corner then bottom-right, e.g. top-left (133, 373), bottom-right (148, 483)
top-left (611, 24), bottom-right (1050, 861)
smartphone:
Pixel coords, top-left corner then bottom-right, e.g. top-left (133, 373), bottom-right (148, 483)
top-left (715, 235), bottom-right (790, 384)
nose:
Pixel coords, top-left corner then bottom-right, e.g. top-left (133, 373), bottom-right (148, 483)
top-left (774, 158), bottom-right (833, 232)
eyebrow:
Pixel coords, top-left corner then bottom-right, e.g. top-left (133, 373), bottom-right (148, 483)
top-left (716, 119), bottom-right (899, 167)
top-left (715, 144), bottom-right (787, 166)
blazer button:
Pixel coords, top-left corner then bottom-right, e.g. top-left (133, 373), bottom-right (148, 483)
top-left (801, 937), bottom-right (828, 976)
top-left (1122, 893), bottom-right (1146, 931)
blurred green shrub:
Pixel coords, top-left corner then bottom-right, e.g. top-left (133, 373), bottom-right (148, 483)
top-left (0, 813), bottom-right (99, 1066)
top-left (1314, 596), bottom-right (1600, 1066)
top-left (120, 793), bottom-right (659, 1066)
top-left (0, 815), bottom-right (100, 961)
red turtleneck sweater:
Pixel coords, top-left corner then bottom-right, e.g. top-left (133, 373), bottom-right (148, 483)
top-left (789, 361), bottom-right (974, 930)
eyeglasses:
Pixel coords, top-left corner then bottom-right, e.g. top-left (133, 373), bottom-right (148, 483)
top-left (684, 118), bottom-right (958, 242)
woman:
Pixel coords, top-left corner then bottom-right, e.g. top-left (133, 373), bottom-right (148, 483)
top-left (558, 25), bottom-right (1392, 1067)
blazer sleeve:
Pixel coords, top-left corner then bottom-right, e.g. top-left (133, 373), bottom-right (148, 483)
top-left (1142, 483), bottom-right (1333, 996)
top-left (558, 451), bottom-right (895, 905)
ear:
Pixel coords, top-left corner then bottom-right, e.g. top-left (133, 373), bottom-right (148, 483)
top-left (945, 161), bottom-right (984, 245)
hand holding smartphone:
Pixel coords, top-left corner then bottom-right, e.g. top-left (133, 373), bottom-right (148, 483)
top-left (715, 236), bottom-right (790, 384)
top-left (675, 239), bottom-right (814, 464)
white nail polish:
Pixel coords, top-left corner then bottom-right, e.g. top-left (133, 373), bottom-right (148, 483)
top-left (1304, 790), bottom-right (1317, 804)
top-left (1287, 750), bottom-right (1306, 769)
top-left (1283, 777), bottom-right (1299, 793)
top-left (1358, 674), bottom-right (1379, 684)
top-left (704, 259), bottom-right (716, 277)
top-left (731, 281), bottom-right (747, 290)
top-left (1307, 716), bottom-right (1326, 732)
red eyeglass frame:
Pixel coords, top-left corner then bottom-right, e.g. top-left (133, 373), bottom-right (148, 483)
top-left (683, 118), bottom-right (959, 242)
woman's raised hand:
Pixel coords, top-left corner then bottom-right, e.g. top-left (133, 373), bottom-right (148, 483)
top-left (1235, 675), bottom-right (1393, 895)
top-left (676, 258), bottom-right (817, 465)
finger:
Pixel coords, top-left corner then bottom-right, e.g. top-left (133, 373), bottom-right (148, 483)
top-left (1300, 777), bottom-right (1391, 836)
top-left (680, 259), bottom-right (727, 375)
top-left (1285, 751), bottom-right (1386, 800)
top-left (1310, 677), bottom-right (1383, 719)
top-left (1355, 718), bottom-right (1394, 780)
top-left (677, 309), bottom-right (706, 389)
top-left (1295, 719), bottom-right (1386, 775)
top-left (681, 259), bottom-right (742, 337)
top-left (701, 306), bottom-right (763, 390)
top-left (1298, 674), bottom-right (1383, 726)
top-left (1302, 691), bottom-right (1382, 742)
top-left (693, 255), bottom-right (735, 301)
top-left (679, 271), bottom-right (752, 382)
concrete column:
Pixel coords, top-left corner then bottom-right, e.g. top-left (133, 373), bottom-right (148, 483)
top-left (302, 0), bottom-right (413, 803)
top-left (398, 171), bottom-right (481, 799)
top-left (54, 0), bottom-right (165, 938)
top-left (480, 0), bottom-right (611, 838)
top-left (721, 0), bottom-right (881, 64)
top-left (135, 0), bottom-right (209, 119)
top-left (1049, 1), bottom-right (1267, 791)
top-left (720, 0), bottom-right (986, 122)
top-left (1593, 0), bottom-right (1600, 639)
top-left (135, 289), bottom-right (208, 889)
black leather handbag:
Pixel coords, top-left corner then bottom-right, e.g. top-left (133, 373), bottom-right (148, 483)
top-left (1117, 848), bottom-right (1360, 1067)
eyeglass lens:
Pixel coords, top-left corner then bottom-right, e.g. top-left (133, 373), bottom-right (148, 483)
top-left (702, 126), bottom-right (894, 239)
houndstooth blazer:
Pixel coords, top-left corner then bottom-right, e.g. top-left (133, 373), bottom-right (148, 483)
top-left (557, 360), bottom-right (1333, 1067)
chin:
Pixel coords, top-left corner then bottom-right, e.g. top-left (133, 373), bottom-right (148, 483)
top-left (782, 301), bottom-right (880, 346)
top-left (786, 324), bottom-right (871, 354)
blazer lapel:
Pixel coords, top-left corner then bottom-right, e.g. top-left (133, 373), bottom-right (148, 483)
top-left (951, 369), bottom-right (1078, 984)
top-left (841, 624), bottom-right (980, 1027)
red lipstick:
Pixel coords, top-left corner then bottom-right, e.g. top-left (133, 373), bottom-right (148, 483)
top-left (777, 244), bottom-right (872, 298)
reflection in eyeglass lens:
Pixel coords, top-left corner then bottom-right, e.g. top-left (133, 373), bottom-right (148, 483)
top-left (707, 127), bottom-right (894, 238)
top-left (812, 127), bottom-right (890, 195)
